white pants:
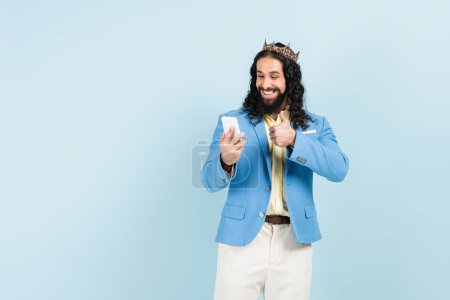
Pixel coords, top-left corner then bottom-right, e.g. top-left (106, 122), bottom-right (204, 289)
top-left (214, 222), bottom-right (313, 300)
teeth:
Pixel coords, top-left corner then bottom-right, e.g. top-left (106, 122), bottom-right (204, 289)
top-left (263, 90), bottom-right (274, 95)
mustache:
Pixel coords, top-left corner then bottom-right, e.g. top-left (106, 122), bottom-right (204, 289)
top-left (258, 87), bottom-right (281, 93)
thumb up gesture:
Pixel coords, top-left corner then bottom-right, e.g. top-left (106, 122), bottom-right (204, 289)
top-left (269, 112), bottom-right (297, 147)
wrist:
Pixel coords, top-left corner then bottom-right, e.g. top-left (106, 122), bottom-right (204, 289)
top-left (220, 154), bottom-right (233, 169)
top-left (290, 130), bottom-right (297, 147)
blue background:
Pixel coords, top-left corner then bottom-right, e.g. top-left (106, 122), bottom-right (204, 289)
top-left (1, 0), bottom-right (449, 299)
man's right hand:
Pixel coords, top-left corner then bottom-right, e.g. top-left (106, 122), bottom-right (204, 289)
top-left (219, 127), bottom-right (247, 166)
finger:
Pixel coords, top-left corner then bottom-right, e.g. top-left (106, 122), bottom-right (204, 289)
top-left (220, 132), bottom-right (225, 142)
top-left (238, 139), bottom-right (248, 147)
top-left (269, 126), bottom-right (276, 134)
top-left (236, 140), bottom-right (248, 151)
top-left (279, 112), bottom-right (287, 123)
top-left (231, 132), bottom-right (245, 145)
top-left (225, 127), bottom-right (235, 142)
top-left (234, 138), bottom-right (247, 149)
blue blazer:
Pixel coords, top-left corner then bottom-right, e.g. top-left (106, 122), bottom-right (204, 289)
top-left (201, 107), bottom-right (349, 246)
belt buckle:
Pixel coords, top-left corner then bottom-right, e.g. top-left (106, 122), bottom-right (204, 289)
top-left (267, 215), bottom-right (279, 224)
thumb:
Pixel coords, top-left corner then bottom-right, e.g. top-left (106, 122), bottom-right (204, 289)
top-left (279, 112), bottom-right (287, 123)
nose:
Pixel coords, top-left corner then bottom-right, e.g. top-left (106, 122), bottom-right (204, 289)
top-left (261, 78), bottom-right (273, 89)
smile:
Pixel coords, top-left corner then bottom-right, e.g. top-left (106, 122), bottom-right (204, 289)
top-left (260, 89), bottom-right (278, 99)
top-left (262, 90), bottom-right (275, 95)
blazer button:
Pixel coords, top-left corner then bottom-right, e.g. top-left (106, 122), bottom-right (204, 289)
top-left (259, 212), bottom-right (264, 218)
top-left (220, 178), bottom-right (226, 184)
top-left (297, 157), bottom-right (307, 164)
top-left (265, 186), bottom-right (271, 192)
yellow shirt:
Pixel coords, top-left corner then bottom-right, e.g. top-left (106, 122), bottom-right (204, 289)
top-left (263, 108), bottom-right (290, 217)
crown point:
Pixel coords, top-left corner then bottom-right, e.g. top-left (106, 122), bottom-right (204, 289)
top-left (261, 39), bottom-right (300, 62)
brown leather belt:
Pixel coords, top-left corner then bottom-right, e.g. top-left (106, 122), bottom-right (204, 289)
top-left (265, 215), bottom-right (290, 225)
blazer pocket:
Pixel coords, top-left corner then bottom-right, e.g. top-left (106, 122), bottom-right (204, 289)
top-left (221, 204), bottom-right (246, 220)
top-left (304, 204), bottom-right (317, 219)
top-left (301, 129), bottom-right (317, 135)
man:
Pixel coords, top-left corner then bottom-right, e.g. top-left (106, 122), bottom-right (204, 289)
top-left (201, 40), bottom-right (349, 300)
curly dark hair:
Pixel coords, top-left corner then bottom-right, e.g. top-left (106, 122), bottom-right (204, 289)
top-left (242, 43), bottom-right (313, 130)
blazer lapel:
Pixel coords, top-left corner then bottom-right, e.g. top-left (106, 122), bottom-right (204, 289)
top-left (285, 119), bottom-right (295, 176)
top-left (252, 119), bottom-right (272, 182)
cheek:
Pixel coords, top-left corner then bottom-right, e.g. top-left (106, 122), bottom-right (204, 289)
top-left (256, 78), bottom-right (263, 87)
top-left (278, 79), bottom-right (286, 92)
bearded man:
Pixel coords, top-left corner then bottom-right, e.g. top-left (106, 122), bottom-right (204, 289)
top-left (201, 40), bottom-right (349, 300)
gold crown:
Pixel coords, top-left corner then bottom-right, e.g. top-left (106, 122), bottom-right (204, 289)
top-left (262, 39), bottom-right (300, 62)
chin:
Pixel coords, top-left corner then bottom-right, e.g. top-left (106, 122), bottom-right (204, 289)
top-left (261, 94), bottom-right (278, 102)
top-left (262, 97), bottom-right (276, 104)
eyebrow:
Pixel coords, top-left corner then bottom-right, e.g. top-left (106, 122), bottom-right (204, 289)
top-left (257, 71), bottom-right (281, 75)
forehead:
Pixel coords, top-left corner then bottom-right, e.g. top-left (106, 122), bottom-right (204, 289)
top-left (256, 56), bottom-right (283, 73)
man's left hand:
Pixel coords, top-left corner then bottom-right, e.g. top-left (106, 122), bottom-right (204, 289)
top-left (269, 112), bottom-right (297, 147)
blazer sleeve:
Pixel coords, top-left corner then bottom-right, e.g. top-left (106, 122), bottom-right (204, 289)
top-left (287, 116), bottom-right (349, 182)
top-left (201, 114), bottom-right (239, 192)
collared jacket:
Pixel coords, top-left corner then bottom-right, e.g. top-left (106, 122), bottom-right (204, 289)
top-left (201, 107), bottom-right (349, 246)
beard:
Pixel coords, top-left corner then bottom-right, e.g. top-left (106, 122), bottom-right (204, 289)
top-left (257, 87), bottom-right (286, 115)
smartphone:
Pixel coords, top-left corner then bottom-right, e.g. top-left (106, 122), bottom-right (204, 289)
top-left (221, 116), bottom-right (241, 138)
